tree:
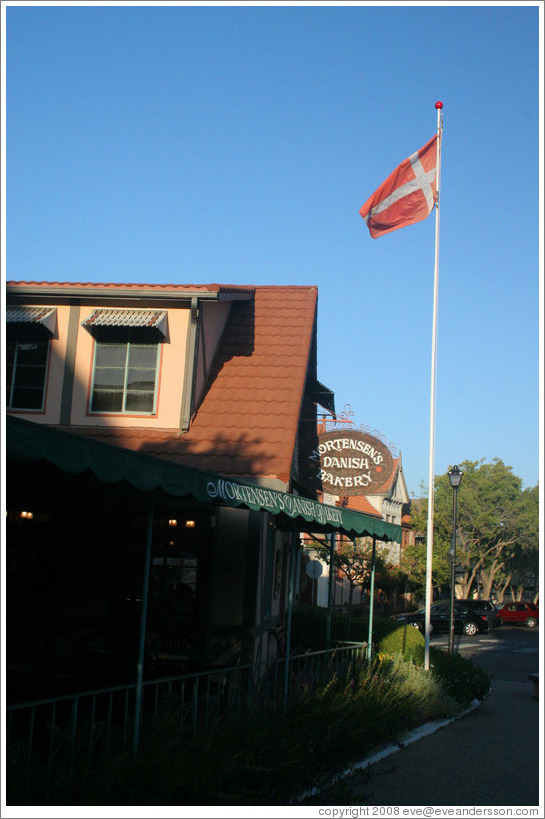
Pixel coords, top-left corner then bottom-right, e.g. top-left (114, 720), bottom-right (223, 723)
top-left (494, 485), bottom-right (539, 603)
top-left (410, 459), bottom-right (539, 602)
top-left (400, 533), bottom-right (451, 600)
top-left (312, 536), bottom-right (387, 609)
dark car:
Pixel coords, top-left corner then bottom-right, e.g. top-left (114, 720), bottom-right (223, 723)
top-left (393, 602), bottom-right (491, 636)
top-left (457, 599), bottom-right (503, 629)
top-left (498, 602), bottom-right (539, 628)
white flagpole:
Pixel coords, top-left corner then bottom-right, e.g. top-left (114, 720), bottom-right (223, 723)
top-left (424, 101), bottom-right (444, 671)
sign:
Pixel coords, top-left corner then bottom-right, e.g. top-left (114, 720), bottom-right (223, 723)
top-left (307, 429), bottom-right (394, 496)
top-left (305, 560), bottom-right (323, 579)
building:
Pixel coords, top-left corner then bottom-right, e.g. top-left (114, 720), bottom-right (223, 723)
top-left (6, 280), bottom-right (400, 702)
top-left (299, 418), bottom-right (411, 610)
top-left (366, 456), bottom-right (411, 565)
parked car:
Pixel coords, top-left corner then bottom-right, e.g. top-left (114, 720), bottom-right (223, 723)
top-left (457, 599), bottom-right (503, 629)
top-left (392, 603), bottom-right (491, 636)
top-left (498, 602), bottom-right (539, 628)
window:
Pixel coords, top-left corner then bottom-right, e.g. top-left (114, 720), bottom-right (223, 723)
top-left (90, 337), bottom-right (160, 414)
top-left (6, 325), bottom-right (50, 410)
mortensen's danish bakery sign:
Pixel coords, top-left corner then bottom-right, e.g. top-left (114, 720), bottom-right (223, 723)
top-left (308, 429), bottom-right (394, 495)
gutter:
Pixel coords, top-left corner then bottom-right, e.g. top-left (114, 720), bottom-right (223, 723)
top-left (6, 284), bottom-right (223, 302)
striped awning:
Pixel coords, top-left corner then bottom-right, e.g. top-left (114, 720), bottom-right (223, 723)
top-left (81, 309), bottom-right (168, 338)
top-left (6, 306), bottom-right (57, 335)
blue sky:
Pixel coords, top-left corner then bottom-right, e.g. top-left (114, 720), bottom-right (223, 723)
top-left (3, 2), bottom-right (542, 496)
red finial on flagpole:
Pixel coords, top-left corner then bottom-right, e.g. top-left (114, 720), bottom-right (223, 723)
top-left (435, 101), bottom-right (443, 109)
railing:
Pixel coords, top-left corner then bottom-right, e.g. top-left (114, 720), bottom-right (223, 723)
top-left (6, 642), bottom-right (366, 803)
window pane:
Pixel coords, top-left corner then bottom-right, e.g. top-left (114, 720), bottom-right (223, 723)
top-left (126, 368), bottom-right (156, 392)
top-left (17, 342), bottom-right (49, 366)
top-left (91, 390), bottom-right (124, 412)
top-left (93, 367), bottom-right (126, 390)
top-left (128, 345), bottom-right (157, 368)
top-left (12, 365), bottom-right (47, 389)
top-left (125, 391), bottom-right (155, 412)
top-left (12, 387), bottom-right (44, 410)
top-left (95, 344), bottom-right (127, 368)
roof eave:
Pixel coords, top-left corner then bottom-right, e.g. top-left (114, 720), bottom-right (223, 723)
top-left (6, 282), bottom-right (255, 303)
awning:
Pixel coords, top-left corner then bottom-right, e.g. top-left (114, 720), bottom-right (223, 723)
top-left (6, 306), bottom-right (57, 336)
top-left (81, 308), bottom-right (168, 340)
top-left (6, 416), bottom-right (402, 542)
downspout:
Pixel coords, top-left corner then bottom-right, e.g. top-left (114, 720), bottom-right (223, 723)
top-left (180, 297), bottom-right (199, 432)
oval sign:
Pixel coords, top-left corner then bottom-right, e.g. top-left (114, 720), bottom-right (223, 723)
top-left (308, 429), bottom-right (394, 496)
top-left (305, 560), bottom-right (323, 579)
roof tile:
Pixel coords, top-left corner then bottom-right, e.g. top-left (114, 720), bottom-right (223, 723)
top-left (57, 284), bottom-right (318, 488)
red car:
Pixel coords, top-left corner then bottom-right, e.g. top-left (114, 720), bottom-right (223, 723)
top-left (498, 602), bottom-right (539, 628)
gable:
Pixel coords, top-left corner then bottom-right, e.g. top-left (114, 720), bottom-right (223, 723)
top-left (10, 283), bottom-right (319, 490)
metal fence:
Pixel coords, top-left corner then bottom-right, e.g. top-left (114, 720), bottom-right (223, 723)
top-left (6, 642), bottom-right (366, 803)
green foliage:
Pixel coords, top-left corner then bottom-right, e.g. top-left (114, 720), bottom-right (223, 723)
top-left (377, 624), bottom-right (425, 665)
top-left (59, 652), bottom-right (484, 806)
top-left (9, 641), bottom-right (490, 806)
top-left (311, 537), bottom-right (389, 606)
top-left (400, 536), bottom-right (451, 596)
top-left (291, 604), bottom-right (406, 652)
top-left (408, 459), bottom-right (539, 600)
top-left (429, 647), bottom-right (491, 708)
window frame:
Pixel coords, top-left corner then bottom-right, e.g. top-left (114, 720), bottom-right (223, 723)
top-left (88, 335), bottom-right (162, 416)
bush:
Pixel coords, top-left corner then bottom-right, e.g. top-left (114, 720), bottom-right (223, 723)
top-left (377, 624), bottom-right (425, 665)
top-left (74, 653), bottom-right (456, 806)
top-left (8, 610), bottom-right (491, 805)
top-left (429, 647), bottom-right (490, 708)
top-left (291, 604), bottom-right (411, 652)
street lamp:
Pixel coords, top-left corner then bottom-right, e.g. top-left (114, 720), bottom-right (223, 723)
top-left (447, 465), bottom-right (463, 655)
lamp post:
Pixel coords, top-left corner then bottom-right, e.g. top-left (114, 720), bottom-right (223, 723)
top-left (447, 465), bottom-right (463, 655)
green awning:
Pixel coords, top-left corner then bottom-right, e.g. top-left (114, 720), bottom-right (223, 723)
top-left (6, 415), bottom-right (402, 542)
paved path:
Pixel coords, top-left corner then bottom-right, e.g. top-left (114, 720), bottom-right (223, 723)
top-left (299, 677), bottom-right (540, 807)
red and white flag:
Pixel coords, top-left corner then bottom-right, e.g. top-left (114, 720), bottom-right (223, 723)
top-left (360, 135), bottom-right (438, 238)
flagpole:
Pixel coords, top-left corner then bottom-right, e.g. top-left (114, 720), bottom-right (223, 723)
top-left (424, 101), bottom-right (443, 671)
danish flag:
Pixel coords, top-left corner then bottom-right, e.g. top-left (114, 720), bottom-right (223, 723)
top-left (360, 135), bottom-right (438, 238)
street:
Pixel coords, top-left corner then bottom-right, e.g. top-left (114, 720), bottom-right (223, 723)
top-left (430, 622), bottom-right (540, 683)
top-left (299, 623), bottom-right (541, 807)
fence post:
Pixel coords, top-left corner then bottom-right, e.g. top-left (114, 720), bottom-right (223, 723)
top-left (133, 499), bottom-right (155, 754)
top-left (326, 531), bottom-right (336, 649)
top-left (366, 536), bottom-right (377, 662)
top-left (283, 530), bottom-right (299, 707)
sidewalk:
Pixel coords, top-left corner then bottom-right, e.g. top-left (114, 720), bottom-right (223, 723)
top-left (298, 678), bottom-right (541, 807)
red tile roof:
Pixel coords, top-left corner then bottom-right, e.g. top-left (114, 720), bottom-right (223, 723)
top-left (337, 494), bottom-right (382, 518)
top-left (54, 284), bottom-right (318, 488)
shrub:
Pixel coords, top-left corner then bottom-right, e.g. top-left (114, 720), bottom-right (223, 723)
top-left (376, 624), bottom-right (424, 664)
top-left (429, 647), bottom-right (490, 708)
top-left (290, 604), bottom-right (408, 651)
top-left (75, 653), bottom-right (456, 806)
top-left (8, 617), bottom-right (491, 805)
